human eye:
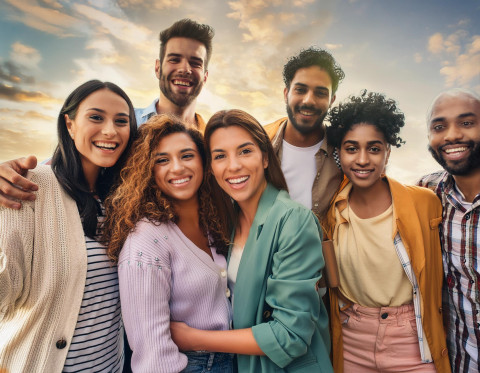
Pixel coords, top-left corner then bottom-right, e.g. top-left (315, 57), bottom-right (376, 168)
top-left (344, 145), bottom-right (357, 153)
top-left (430, 122), bottom-right (444, 132)
top-left (240, 147), bottom-right (252, 155)
top-left (190, 60), bottom-right (203, 68)
top-left (155, 157), bottom-right (168, 165)
top-left (115, 117), bottom-right (129, 127)
top-left (168, 57), bottom-right (180, 64)
top-left (182, 153), bottom-right (195, 160)
top-left (213, 153), bottom-right (225, 160)
top-left (369, 146), bottom-right (381, 153)
top-left (294, 87), bottom-right (306, 94)
top-left (460, 120), bottom-right (474, 127)
top-left (315, 90), bottom-right (328, 97)
top-left (89, 114), bottom-right (103, 122)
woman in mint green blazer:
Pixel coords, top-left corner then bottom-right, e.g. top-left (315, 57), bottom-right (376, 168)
top-left (170, 109), bottom-right (333, 373)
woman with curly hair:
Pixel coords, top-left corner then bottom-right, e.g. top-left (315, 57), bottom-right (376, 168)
top-left (103, 114), bottom-right (233, 373)
top-left (169, 109), bottom-right (333, 373)
top-left (323, 91), bottom-right (450, 373)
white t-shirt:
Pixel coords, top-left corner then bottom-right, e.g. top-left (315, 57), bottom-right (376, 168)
top-left (281, 139), bottom-right (322, 209)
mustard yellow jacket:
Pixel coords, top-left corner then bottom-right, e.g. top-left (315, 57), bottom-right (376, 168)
top-left (325, 177), bottom-right (450, 373)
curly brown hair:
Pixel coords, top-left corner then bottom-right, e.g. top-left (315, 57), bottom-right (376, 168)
top-left (103, 114), bottom-right (229, 262)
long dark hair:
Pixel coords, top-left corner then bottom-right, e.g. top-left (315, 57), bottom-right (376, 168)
top-left (204, 109), bottom-right (288, 235)
top-left (51, 80), bottom-right (138, 237)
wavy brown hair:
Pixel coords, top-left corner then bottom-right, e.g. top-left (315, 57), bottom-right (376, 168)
top-left (103, 114), bottom-right (229, 261)
top-left (204, 109), bottom-right (289, 236)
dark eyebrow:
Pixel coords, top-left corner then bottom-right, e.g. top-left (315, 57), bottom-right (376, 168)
top-left (87, 108), bottom-right (129, 117)
top-left (153, 148), bottom-right (196, 157)
top-left (167, 53), bottom-right (204, 63)
top-left (293, 82), bottom-right (329, 92)
top-left (211, 142), bottom-right (255, 153)
top-left (342, 140), bottom-right (384, 145)
top-left (431, 112), bottom-right (477, 124)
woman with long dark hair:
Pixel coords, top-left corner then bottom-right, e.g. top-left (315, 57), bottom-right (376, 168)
top-left (170, 109), bottom-right (333, 373)
top-left (0, 80), bottom-right (137, 372)
top-left (103, 114), bottom-right (233, 373)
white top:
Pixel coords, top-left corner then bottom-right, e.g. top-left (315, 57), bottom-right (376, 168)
top-left (227, 244), bottom-right (244, 306)
top-left (281, 139), bottom-right (322, 209)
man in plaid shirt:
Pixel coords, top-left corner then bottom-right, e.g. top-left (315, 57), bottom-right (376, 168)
top-left (418, 89), bottom-right (480, 373)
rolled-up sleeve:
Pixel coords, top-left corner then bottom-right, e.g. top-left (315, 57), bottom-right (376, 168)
top-left (252, 208), bottom-right (324, 368)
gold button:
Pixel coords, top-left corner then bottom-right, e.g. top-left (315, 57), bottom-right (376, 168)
top-left (226, 288), bottom-right (231, 297)
top-left (221, 270), bottom-right (227, 278)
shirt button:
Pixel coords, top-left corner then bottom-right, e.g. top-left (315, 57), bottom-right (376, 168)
top-left (226, 288), bottom-right (231, 298)
top-left (470, 280), bottom-right (475, 284)
top-left (314, 203), bottom-right (319, 207)
top-left (56, 338), bottom-right (67, 349)
top-left (220, 270), bottom-right (227, 278)
top-left (465, 213), bottom-right (470, 220)
top-left (381, 313), bottom-right (388, 319)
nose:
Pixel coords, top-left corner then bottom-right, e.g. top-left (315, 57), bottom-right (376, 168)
top-left (227, 155), bottom-right (242, 172)
top-left (178, 59), bottom-right (192, 74)
top-left (444, 124), bottom-right (463, 143)
top-left (101, 120), bottom-right (116, 138)
top-left (356, 149), bottom-right (370, 166)
top-left (171, 157), bottom-right (185, 173)
top-left (302, 90), bottom-right (315, 106)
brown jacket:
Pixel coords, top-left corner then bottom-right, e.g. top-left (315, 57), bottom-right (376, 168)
top-left (264, 117), bottom-right (343, 219)
top-left (325, 177), bottom-right (451, 373)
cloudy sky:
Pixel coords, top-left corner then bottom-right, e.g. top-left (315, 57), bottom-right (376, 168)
top-left (0, 0), bottom-right (479, 183)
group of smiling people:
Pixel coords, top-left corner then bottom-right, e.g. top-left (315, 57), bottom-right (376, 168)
top-left (0, 79), bottom-right (451, 373)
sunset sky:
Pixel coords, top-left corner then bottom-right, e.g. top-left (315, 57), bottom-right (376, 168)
top-left (0, 0), bottom-right (479, 183)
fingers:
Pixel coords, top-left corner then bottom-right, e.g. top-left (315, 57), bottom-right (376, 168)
top-left (0, 156), bottom-right (39, 209)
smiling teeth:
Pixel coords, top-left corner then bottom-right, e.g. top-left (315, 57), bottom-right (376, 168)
top-left (173, 80), bottom-right (191, 86)
top-left (95, 142), bottom-right (116, 149)
top-left (445, 147), bottom-right (467, 153)
top-left (171, 177), bottom-right (190, 184)
top-left (355, 170), bottom-right (371, 174)
top-left (299, 110), bottom-right (314, 116)
top-left (228, 176), bottom-right (248, 184)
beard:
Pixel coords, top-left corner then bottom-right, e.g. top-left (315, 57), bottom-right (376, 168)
top-left (159, 68), bottom-right (203, 108)
top-left (286, 103), bottom-right (327, 135)
top-left (428, 140), bottom-right (480, 176)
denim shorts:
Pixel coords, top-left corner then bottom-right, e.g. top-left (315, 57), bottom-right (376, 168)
top-left (181, 351), bottom-right (234, 373)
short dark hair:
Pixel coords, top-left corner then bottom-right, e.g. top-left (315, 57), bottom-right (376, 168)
top-left (283, 47), bottom-right (345, 94)
top-left (326, 90), bottom-right (405, 149)
top-left (159, 18), bottom-right (214, 70)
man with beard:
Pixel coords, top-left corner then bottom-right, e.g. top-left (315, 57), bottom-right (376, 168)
top-left (418, 89), bottom-right (480, 373)
top-left (0, 18), bottom-right (212, 208)
top-left (135, 18), bottom-right (212, 129)
top-left (264, 47), bottom-right (345, 218)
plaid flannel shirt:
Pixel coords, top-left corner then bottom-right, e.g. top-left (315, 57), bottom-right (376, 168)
top-left (418, 170), bottom-right (480, 373)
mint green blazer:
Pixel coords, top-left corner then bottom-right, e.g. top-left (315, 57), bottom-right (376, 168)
top-left (229, 183), bottom-right (333, 372)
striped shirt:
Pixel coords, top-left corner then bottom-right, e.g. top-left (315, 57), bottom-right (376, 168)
top-left (418, 171), bottom-right (480, 373)
top-left (63, 203), bottom-right (124, 372)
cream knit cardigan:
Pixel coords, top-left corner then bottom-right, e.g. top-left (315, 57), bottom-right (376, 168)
top-left (0, 165), bottom-right (87, 373)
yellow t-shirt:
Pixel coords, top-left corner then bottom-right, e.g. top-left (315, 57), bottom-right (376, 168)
top-left (336, 203), bottom-right (413, 307)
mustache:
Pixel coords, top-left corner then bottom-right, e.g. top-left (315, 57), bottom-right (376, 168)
top-left (295, 105), bottom-right (323, 115)
top-left (438, 141), bottom-right (474, 152)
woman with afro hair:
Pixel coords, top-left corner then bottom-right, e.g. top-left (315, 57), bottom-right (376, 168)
top-left (323, 91), bottom-right (450, 373)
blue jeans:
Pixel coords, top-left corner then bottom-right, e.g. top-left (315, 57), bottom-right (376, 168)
top-left (181, 351), bottom-right (234, 373)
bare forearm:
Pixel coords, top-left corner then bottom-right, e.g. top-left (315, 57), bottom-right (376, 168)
top-left (174, 326), bottom-right (265, 355)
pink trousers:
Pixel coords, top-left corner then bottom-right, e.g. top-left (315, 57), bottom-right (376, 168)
top-left (340, 303), bottom-right (437, 373)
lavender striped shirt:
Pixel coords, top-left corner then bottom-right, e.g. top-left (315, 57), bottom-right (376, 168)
top-left (118, 219), bottom-right (232, 373)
